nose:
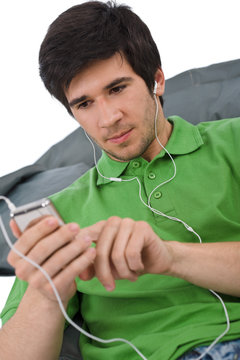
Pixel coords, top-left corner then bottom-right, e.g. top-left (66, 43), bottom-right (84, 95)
top-left (97, 97), bottom-right (122, 128)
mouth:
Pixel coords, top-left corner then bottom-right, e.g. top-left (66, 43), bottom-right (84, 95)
top-left (107, 129), bottom-right (133, 144)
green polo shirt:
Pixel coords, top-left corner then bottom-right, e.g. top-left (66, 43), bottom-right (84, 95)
top-left (1, 116), bottom-right (240, 360)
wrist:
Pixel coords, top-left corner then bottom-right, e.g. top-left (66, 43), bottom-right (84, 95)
top-left (162, 240), bottom-right (184, 277)
top-left (25, 285), bottom-right (68, 312)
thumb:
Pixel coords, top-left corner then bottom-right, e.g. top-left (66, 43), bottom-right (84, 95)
top-left (9, 219), bottom-right (22, 238)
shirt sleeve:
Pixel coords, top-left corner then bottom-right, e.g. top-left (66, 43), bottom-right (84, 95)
top-left (0, 277), bottom-right (28, 326)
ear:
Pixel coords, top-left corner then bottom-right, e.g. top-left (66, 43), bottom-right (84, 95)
top-left (154, 68), bottom-right (165, 96)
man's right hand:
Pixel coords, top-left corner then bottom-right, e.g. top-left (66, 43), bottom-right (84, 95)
top-left (8, 217), bottom-right (96, 306)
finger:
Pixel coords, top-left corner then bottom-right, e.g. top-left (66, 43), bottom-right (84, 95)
top-left (125, 222), bottom-right (146, 273)
top-left (9, 219), bottom-right (22, 238)
top-left (78, 264), bottom-right (95, 281)
top-left (24, 214), bottom-right (52, 230)
top-left (14, 222), bottom-right (81, 281)
top-left (9, 215), bottom-right (52, 239)
top-left (27, 229), bottom-right (92, 288)
top-left (44, 247), bottom-right (96, 297)
top-left (94, 217), bottom-right (121, 291)
top-left (80, 220), bottom-right (106, 242)
top-left (7, 216), bottom-right (62, 266)
top-left (111, 218), bottom-right (138, 281)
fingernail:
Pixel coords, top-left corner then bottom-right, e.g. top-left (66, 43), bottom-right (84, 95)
top-left (47, 218), bottom-right (57, 226)
top-left (69, 223), bottom-right (79, 233)
top-left (83, 235), bottom-right (92, 243)
top-left (105, 284), bottom-right (114, 292)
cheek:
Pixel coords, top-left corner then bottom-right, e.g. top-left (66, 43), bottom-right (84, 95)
top-left (74, 114), bottom-right (100, 140)
top-left (72, 112), bottom-right (91, 129)
top-left (122, 95), bottom-right (144, 120)
top-left (127, 89), bottom-right (150, 112)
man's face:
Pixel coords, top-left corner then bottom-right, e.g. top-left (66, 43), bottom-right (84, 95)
top-left (66, 53), bottom-right (166, 162)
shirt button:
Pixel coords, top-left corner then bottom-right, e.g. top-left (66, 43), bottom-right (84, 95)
top-left (148, 172), bottom-right (156, 180)
top-left (132, 161), bottom-right (140, 168)
top-left (154, 191), bottom-right (162, 199)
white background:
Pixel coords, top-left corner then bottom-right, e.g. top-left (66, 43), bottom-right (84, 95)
top-left (0, 0), bottom-right (239, 323)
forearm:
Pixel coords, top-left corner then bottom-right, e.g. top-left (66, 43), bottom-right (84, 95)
top-left (0, 286), bottom-right (66, 360)
top-left (167, 241), bottom-right (240, 297)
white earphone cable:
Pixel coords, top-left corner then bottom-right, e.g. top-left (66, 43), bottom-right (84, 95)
top-left (85, 91), bottom-right (231, 359)
top-left (0, 202), bottom-right (147, 360)
top-left (0, 88), bottom-right (231, 360)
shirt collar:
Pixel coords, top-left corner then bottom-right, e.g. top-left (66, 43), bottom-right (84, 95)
top-left (96, 116), bottom-right (203, 185)
top-left (96, 151), bottom-right (129, 185)
top-left (159, 115), bottom-right (204, 157)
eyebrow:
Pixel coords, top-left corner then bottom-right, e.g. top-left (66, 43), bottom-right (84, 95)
top-left (104, 76), bottom-right (133, 90)
top-left (69, 76), bottom-right (133, 108)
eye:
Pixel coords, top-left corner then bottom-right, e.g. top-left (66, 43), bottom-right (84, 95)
top-left (77, 100), bottom-right (91, 110)
top-left (110, 85), bottom-right (126, 94)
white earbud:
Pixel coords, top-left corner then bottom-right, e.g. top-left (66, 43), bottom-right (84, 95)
top-left (153, 81), bottom-right (157, 95)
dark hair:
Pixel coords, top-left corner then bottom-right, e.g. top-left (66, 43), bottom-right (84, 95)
top-left (39, 1), bottom-right (163, 115)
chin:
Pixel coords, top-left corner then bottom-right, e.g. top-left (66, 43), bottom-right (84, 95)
top-left (106, 149), bottom-right (144, 162)
top-left (104, 138), bottom-right (152, 162)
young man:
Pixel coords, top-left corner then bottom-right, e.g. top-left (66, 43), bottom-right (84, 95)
top-left (1, 2), bottom-right (240, 359)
